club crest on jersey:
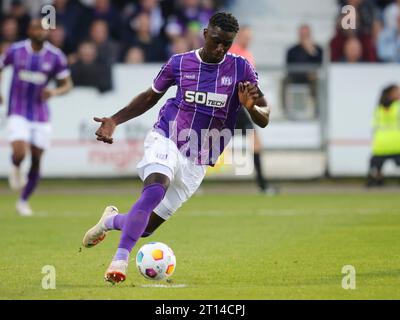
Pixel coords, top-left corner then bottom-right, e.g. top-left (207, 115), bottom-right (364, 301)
top-left (42, 62), bottom-right (52, 71)
top-left (184, 90), bottom-right (228, 108)
top-left (221, 76), bottom-right (233, 86)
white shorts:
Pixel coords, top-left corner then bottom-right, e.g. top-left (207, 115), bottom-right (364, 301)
top-left (7, 115), bottom-right (52, 150)
top-left (137, 130), bottom-right (207, 220)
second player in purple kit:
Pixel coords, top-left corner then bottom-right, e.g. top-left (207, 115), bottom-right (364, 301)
top-left (82, 12), bottom-right (270, 284)
top-left (0, 19), bottom-right (73, 216)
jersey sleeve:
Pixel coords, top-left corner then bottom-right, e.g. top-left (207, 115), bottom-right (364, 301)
top-left (243, 58), bottom-right (264, 97)
top-left (152, 57), bottom-right (176, 93)
top-left (0, 45), bottom-right (15, 69)
top-left (244, 59), bottom-right (259, 86)
top-left (54, 51), bottom-right (70, 80)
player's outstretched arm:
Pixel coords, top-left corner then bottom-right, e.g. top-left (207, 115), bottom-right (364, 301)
top-left (94, 87), bottom-right (165, 144)
top-left (238, 82), bottom-right (270, 128)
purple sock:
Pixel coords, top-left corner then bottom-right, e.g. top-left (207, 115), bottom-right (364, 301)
top-left (105, 215), bottom-right (153, 238)
top-left (104, 214), bottom-right (123, 230)
top-left (114, 248), bottom-right (130, 261)
top-left (21, 169), bottom-right (40, 201)
top-left (112, 214), bottom-right (126, 230)
top-left (114, 183), bottom-right (166, 261)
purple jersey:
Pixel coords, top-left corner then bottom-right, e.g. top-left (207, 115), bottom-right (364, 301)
top-left (152, 49), bottom-right (259, 166)
top-left (0, 40), bottom-right (70, 122)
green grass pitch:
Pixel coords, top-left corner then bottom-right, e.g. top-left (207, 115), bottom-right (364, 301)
top-left (0, 181), bottom-right (399, 299)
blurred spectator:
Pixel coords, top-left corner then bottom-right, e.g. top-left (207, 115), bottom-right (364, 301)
top-left (286, 24), bottom-right (323, 70)
top-left (370, 0), bottom-right (394, 11)
top-left (377, 14), bottom-right (400, 62)
top-left (215, 0), bottom-right (238, 9)
top-left (0, 16), bottom-right (19, 43)
top-left (285, 24), bottom-right (322, 111)
top-left (124, 12), bottom-right (167, 62)
top-left (124, 0), bottom-right (166, 37)
top-left (382, 0), bottom-right (400, 30)
top-left (122, 0), bottom-right (169, 61)
top-left (88, 0), bottom-right (123, 41)
top-left (282, 24), bottom-right (323, 119)
top-left (89, 19), bottom-right (120, 64)
top-left (124, 46), bottom-right (145, 64)
top-left (185, 20), bottom-right (203, 50)
top-left (341, 36), bottom-right (364, 62)
top-left (165, 0), bottom-right (214, 39)
top-left (159, 0), bottom-right (181, 18)
top-left (70, 41), bottom-right (113, 93)
top-left (8, 0), bottom-right (30, 39)
top-left (348, 0), bottom-right (378, 34)
top-left (112, 0), bottom-right (136, 11)
top-left (53, 0), bottom-right (89, 51)
top-left (48, 24), bottom-right (75, 56)
top-left (0, 0), bottom-right (229, 65)
top-left (140, 0), bottom-right (165, 36)
top-left (170, 35), bottom-right (190, 55)
top-left (330, 0), bottom-right (379, 62)
top-left (229, 25), bottom-right (255, 65)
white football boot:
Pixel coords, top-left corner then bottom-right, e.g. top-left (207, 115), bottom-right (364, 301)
top-left (9, 165), bottom-right (26, 191)
top-left (82, 206), bottom-right (118, 248)
top-left (16, 200), bottom-right (33, 216)
top-left (105, 260), bottom-right (128, 284)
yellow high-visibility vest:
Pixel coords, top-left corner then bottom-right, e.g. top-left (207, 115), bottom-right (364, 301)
top-left (372, 101), bottom-right (400, 155)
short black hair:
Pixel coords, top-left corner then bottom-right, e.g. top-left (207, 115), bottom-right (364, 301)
top-left (209, 12), bottom-right (239, 33)
top-left (379, 84), bottom-right (398, 107)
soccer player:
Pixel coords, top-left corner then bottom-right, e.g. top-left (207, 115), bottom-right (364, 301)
top-left (230, 25), bottom-right (278, 194)
top-left (83, 12), bottom-right (270, 283)
top-left (0, 19), bottom-right (73, 216)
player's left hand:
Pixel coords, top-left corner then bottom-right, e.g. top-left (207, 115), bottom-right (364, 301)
top-left (238, 81), bottom-right (259, 111)
top-left (41, 88), bottom-right (55, 101)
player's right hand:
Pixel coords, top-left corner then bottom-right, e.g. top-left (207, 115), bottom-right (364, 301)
top-left (94, 117), bottom-right (116, 144)
top-left (238, 82), bottom-right (259, 111)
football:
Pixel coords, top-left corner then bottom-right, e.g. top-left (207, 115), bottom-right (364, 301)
top-left (136, 242), bottom-right (176, 280)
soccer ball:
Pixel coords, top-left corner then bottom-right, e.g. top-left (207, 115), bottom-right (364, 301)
top-left (136, 242), bottom-right (176, 280)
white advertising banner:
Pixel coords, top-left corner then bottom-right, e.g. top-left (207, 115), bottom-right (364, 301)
top-left (0, 64), bottom-right (322, 178)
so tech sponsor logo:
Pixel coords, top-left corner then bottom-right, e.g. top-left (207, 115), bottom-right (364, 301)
top-left (184, 90), bottom-right (228, 108)
top-left (18, 70), bottom-right (47, 85)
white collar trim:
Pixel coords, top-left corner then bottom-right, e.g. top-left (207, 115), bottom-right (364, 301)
top-left (195, 48), bottom-right (226, 65)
